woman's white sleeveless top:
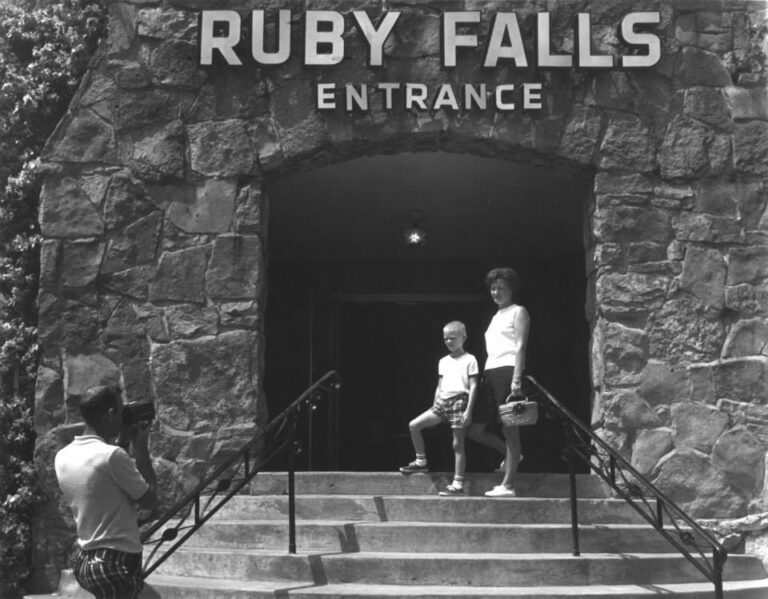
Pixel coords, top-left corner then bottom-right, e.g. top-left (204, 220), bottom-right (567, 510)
top-left (484, 304), bottom-right (524, 370)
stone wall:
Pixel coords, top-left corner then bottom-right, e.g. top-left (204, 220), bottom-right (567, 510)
top-left (32, 0), bottom-right (768, 589)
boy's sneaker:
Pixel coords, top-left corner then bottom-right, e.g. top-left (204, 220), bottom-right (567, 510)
top-left (399, 460), bottom-right (428, 474)
top-left (438, 484), bottom-right (464, 496)
top-left (484, 485), bottom-right (516, 497)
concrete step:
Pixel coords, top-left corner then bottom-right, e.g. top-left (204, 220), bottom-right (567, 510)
top-left (249, 472), bottom-right (612, 498)
top-left (30, 570), bottom-right (768, 599)
top-left (179, 520), bottom-right (704, 554)
top-left (158, 549), bottom-right (766, 586)
top-left (212, 495), bottom-right (648, 524)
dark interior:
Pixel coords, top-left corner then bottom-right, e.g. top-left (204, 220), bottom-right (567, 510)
top-left (264, 151), bottom-right (592, 473)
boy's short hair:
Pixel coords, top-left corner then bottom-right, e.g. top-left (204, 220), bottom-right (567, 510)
top-left (444, 321), bottom-right (467, 337)
top-left (79, 386), bottom-right (121, 428)
top-left (485, 267), bottom-right (521, 300)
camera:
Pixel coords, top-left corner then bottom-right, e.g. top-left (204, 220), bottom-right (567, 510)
top-left (122, 402), bottom-right (156, 426)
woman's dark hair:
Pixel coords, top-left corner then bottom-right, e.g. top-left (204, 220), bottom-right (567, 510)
top-left (485, 267), bottom-right (521, 300)
top-left (79, 386), bottom-right (121, 428)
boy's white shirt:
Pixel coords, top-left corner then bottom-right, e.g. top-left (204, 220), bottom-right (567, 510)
top-left (437, 352), bottom-right (479, 399)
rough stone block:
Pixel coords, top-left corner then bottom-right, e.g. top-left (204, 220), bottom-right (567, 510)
top-left (713, 357), bottom-right (768, 403)
top-left (149, 331), bottom-right (260, 432)
top-left (726, 86), bottom-right (768, 121)
top-left (723, 318), bottom-right (768, 358)
top-left (61, 240), bottom-right (105, 288)
top-left (188, 73), bottom-right (270, 122)
top-left (680, 246), bottom-right (727, 308)
top-left (149, 246), bottom-right (209, 304)
top-left (725, 283), bottom-right (768, 317)
top-left (187, 120), bottom-right (260, 177)
top-left (64, 353), bottom-right (121, 399)
top-left (612, 391), bottom-right (661, 429)
top-left (40, 240), bottom-right (62, 290)
top-left (166, 304), bottom-right (219, 339)
top-left (128, 120), bottom-right (186, 182)
top-left (556, 106), bottom-right (603, 165)
top-left (384, 11), bottom-right (441, 58)
top-left (40, 178), bottom-right (104, 238)
top-left (678, 46), bottom-right (733, 87)
top-left (598, 115), bottom-right (655, 172)
top-left (684, 87), bottom-right (732, 130)
top-left (671, 401), bottom-right (729, 452)
top-left (653, 448), bottom-right (746, 518)
top-left (150, 40), bottom-right (208, 89)
top-left (632, 427), bottom-right (674, 475)
top-left (659, 115), bottom-right (723, 179)
top-left (602, 323), bottom-right (648, 386)
top-left (103, 265), bottom-right (155, 302)
top-left (734, 121), bottom-right (768, 176)
top-left (103, 212), bottom-right (162, 274)
top-left (34, 366), bottom-right (64, 433)
top-left (694, 181), bottom-right (739, 216)
top-left (47, 113), bottom-right (117, 163)
top-left (114, 90), bottom-right (180, 131)
top-left (37, 296), bottom-right (100, 351)
top-left (104, 301), bottom-right (164, 355)
top-left (593, 206), bottom-right (672, 243)
top-left (150, 180), bottom-right (237, 234)
top-left (137, 7), bottom-right (196, 39)
top-left (593, 173), bottom-right (655, 195)
top-left (104, 172), bottom-right (156, 231)
top-left (596, 272), bottom-right (669, 316)
top-left (205, 235), bottom-right (263, 301)
top-left (673, 211), bottom-right (742, 243)
top-left (647, 295), bottom-right (726, 364)
top-left (107, 2), bottom-right (136, 55)
top-left (728, 246), bottom-right (768, 285)
top-left (219, 301), bottom-right (260, 329)
top-left (638, 360), bottom-right (690, 406)
top-left (712, 426), bottom-right (766, 493)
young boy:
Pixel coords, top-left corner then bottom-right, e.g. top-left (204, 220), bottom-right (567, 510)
top-left (399, 321), bottom-right (479, 496)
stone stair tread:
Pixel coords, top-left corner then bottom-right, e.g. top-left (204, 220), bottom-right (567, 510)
top-left (139, 575), bottom-right (768, 597)
top-left (197, 519), bottom-right (679, 529)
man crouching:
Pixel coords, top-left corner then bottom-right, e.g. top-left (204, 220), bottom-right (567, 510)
top-left (55, 386), bottom-right (157, 599)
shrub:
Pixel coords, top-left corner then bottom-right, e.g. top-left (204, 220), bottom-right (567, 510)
top-left (0, 1), bottom-right (107, 595)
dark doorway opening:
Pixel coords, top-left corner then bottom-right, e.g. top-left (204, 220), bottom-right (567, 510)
top-left (264, 151), bottom-right (592, 473)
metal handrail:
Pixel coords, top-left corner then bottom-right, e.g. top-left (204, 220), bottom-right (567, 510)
top-left (139, 370), bottom-right (342, 577)
top-left (525, 375), bottom-right (727, 599)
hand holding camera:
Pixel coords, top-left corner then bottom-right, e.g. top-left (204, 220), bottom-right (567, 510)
top-left (118, 402), bottom-right (156, 450)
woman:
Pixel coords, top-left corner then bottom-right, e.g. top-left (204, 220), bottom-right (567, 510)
top-left (469, 267), bottom-right (530, 497)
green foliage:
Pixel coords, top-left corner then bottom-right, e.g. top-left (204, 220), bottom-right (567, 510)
top-left (0, 0), bottom-right (107, 595)
top-left (0, 394), bottom-right (43, 597)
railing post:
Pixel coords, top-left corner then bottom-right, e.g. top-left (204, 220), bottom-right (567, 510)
top-left (288, 411), bottom-right (297, 554)
top-left (565, 425), bottom-right (580, 557)
top-left (713, 548), bottom-right (725, 599)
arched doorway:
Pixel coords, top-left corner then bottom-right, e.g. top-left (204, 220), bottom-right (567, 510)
top-left (264, 149), bottom-right (592, 472)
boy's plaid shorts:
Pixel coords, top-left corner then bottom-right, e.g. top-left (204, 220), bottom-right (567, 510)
top-left (74, 547), bottom-right (143, 599)
top-left (431, 392), bottom-right (469, 428)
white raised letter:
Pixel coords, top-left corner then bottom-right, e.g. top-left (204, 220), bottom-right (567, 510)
top-left (537, 13), bottom-right (572, 68)
top-left (305, 11), bottom-right (345, 66)
top-left (251, 10), bottom-right (291, 65)
top-left (346, 84), bottom-right (368, 111)
top-left (577, 13), bottom-right (613, 68)
top-left (405, 83), bottom-right (428, 110)
top-left (378, 83), bottom-right (400, 110)
top-left (316, 83), bottom-right (337, 109)
top-left (484, 13), bottom-right (527, 68)
top-left (353, 11), bottom-right (400, 67)
top-left (432, 84), bottom-right (460, 111)
top-left (199, 11), bottom-right (241, 66)
top-left (443, 12), bottom-right (480, 68)
top-left (495, 84), bottom-right (515, 110)
top-left (523, 83), bottom-right (542, 109)
top-left (620, 12), bottom-right (661, 68)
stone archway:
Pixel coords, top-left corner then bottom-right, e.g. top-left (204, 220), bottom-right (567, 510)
top-left (31, 0), bottom-right (768, 589)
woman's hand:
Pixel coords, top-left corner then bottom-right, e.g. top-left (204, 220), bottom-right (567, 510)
top-left (510, 379), bottom-right (523, 397)
top-left (461, 409), bottom-right (472, 428)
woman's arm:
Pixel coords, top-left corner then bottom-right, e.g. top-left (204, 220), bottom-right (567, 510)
top-left (511, 307), bottom-right (530, 396)
top-left (462, 375), bottom-right (478, 427)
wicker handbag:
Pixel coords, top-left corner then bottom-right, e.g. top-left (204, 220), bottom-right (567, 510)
top-left (498, 394), bottom-right (539, 427)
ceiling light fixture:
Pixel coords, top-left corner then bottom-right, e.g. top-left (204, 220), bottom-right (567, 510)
top-left (404, 210), bottom-right (426, 246)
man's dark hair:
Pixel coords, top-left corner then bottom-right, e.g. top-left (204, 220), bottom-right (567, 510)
top-left (485, 267), bottom-right (522, 300)
top-left (79, 386), bottom-right (121, 428)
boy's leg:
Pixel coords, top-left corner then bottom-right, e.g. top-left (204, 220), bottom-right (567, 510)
top-left (452, 428), bottom-right (466, 484)
top-left (400, 409), bottom-right (442, 473)
top-left (438, 429), bottom-right (466, 496)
